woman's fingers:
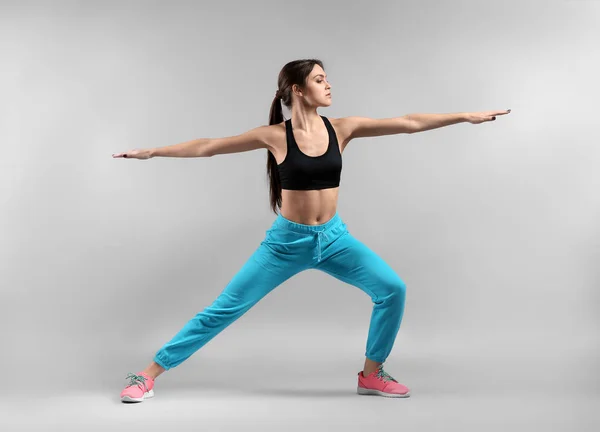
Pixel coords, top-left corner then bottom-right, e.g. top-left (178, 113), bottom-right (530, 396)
top-left (112, 149), bottom-right (152, 159)
top-left (488, 109), bottom-right (511, 121)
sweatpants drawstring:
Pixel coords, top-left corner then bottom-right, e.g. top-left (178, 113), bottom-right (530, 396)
top-left (314, 229), bottom-right (330, 262)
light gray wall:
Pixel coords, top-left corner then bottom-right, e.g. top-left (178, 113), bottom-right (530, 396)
top-left (1, 0), bottom-right (597, 405)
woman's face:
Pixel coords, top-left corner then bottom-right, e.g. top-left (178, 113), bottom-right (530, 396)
top-left (296, 64), bottom-right (332, 107)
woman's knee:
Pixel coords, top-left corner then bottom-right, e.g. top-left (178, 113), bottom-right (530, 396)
top-left (387, 277), bottom-right (407, 304)
top-left (372, 276), bottom-right (406, 304)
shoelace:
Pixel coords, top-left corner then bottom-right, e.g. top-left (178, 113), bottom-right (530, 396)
top-left (376, 365), bottom-right (399, 383)
top-left (125, 372), bottom-right (148, 389)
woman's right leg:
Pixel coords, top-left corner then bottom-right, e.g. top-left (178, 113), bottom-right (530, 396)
top-left (120, 226), bottom-right (310, 401)
top-left (151, 238), bottom-right (305, 372)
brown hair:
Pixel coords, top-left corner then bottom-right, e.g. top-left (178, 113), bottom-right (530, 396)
top-left (266, 59), bottom-right (325, 215)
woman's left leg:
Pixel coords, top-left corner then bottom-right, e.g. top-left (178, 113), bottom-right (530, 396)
top-left (265, 212), bottom-right (410, 397)
top-left (313, 226), bottom-right (408, 368)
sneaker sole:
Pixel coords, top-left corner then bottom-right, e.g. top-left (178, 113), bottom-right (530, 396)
top-left (357, 386), bottom-right (410, 398)
top-left (121, 389), bottom-right (155, 403)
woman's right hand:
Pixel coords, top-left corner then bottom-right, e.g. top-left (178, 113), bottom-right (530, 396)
top-left (112, 149), bottom-right (154, 159)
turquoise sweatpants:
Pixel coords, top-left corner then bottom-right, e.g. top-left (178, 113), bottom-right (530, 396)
top-left (153, 212), bottom-right (407, 369)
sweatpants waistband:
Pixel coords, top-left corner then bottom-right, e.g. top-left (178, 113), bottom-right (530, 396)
top-left (272, 211), bottom-right (343, 234)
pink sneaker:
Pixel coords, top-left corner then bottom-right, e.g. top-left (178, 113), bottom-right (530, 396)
top-left (120, 372), bottom-right (155, 403)
top-left (357, 364), bottom-right (410, 398)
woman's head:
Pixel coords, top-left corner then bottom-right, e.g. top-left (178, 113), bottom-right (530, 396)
top-left (266, 59), bottom-right (330, 214)
top-left (276, 60), bottom-right (332, 110)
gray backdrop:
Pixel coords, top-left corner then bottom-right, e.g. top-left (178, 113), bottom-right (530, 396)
top-left (1, 0), bottom-right (598, 430)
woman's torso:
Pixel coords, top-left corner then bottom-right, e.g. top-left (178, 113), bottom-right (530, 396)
top-left (267, 117), bottom-right (351, 225)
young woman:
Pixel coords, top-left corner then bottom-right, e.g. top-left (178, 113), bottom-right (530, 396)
top-left (113, 59), bottom-right (510, 402)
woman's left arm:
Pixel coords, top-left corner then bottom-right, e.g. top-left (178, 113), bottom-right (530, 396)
top-left (343, 109), bottom-right (511, 140)
top-left (408, 109), bottom-right (511, 132)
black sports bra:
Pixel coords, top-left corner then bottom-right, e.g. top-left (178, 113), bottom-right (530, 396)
top-left (276, 115), bottom-right (342, 190)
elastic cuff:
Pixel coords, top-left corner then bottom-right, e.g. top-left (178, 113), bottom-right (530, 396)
top-left (365, 354), bottom-right (386, 363)
top-left (153, 354), bottom-right (171, 371)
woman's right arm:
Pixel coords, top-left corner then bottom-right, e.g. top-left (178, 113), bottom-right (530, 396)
top-left (113, 125), bottom-right (274, 159)
top-left (150, 125), bottom-right (273, 158)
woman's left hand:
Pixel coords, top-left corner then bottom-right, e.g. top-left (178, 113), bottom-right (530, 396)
top-left (466, 109), bottom-right (511, 124)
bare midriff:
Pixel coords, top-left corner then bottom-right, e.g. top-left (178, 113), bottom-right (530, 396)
top-left (280, 187), bottom-right (339, 225)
